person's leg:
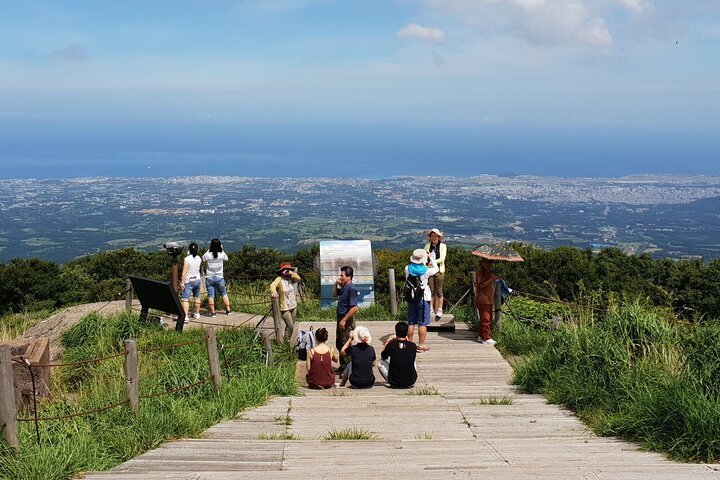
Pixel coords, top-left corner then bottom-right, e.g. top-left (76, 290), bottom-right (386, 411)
top-left (418, 301), bottom-right (431, 349)
top-left (428, 276), bottom-right (436, 317)
top-left (206, 278), bottom-right (216, 315)
top-left (418, 326), bottom-right (428, 346)
top-left (336, 319), bottom-right (350, 370)
top-left (340, 364), bottom-right (351, 386)
top-left (281, 309), bottom-right (295, 342)
top-left (378, 360), bottom-right (390, 383)
top-left (434, 273), bottom-right (444, 315)
top-left (216, 278), bottom-right (231, 313)
top-left (181, 283), bottom-right (191, 317)
top-left (407, 302), bottom-right (418, 342)
top-left (193, 282), bottom-right (202, 316)
top-left (478, 304), bottom-right (492, 341)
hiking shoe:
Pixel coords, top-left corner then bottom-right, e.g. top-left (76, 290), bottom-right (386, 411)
top-left (193, 313), bottom-right (201, 319)
top-left (210, 312), bottom-right (217, 318)
top-left (225, 309), bottom-right (232, 315)
top-left (483, 338), bottom-right (497, 346)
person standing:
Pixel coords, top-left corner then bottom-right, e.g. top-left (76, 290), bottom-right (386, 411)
top-left (404, 249), bottom-right (439, 352)
top-left (424, 228), bottom-right (447, 320)
top-left (475, 259), bottom-right (497, 345)
top-left (269, 262), bottom-right (301, 342)
top-left (379, 321), bottom-right (417, 389)
top-left (180, 242), bottom-right (202, 320)
top-left (334, 265), bottom-right (358, 372)
top-left (202, 238), bottom-right (231, 318)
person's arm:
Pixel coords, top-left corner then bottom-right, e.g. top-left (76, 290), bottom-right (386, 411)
top-left (477, 274), bottom-right (495, 289)
top-left (269, 277), bottom-right (281, 297)
top-left (339, 288), bottom-right (358, 329)
top-left (331, 346), bottom-right (339, 363)
top-left (372, 347), bottom-right (377, 368)
top-left (426, 257), bottom-right (439, 277)
top-left (306, 349), bottom-right (313, 371)
top-left (289, 271), bottom-right (301, 283)
top-left (221, 251), bottom-right (229, 261)
top-left (341, 332), bottom-right (354, 357)
top-left (381, 342), bottom-right (391, 361)
top-left (436, 243), bottom-right (447, 267)
top-left (180, 258), bottom-right (189, 286)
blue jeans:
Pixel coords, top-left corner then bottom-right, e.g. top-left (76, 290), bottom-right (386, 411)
top-left (407, 300), bottom-right (431, 326)
top-left (205, 276), bottom-right (226, 298)
top-left (182, 280), bottom-right (202, 300)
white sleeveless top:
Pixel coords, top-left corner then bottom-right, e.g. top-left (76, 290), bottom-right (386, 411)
top-left (184, 254), bottom-right (202, 284)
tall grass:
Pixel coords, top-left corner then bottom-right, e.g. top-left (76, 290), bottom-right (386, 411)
top-left (0, 311), bottom-right (297, 480)
top-left (0, 309), bottom-right (53, 341)
top-left (509, 299), bottom-right (720, 463)
top-left (224, 280), bottom-right (404, 321)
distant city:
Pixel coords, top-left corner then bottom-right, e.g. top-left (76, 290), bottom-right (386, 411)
top-left (1, 174), bottom-right (719, 263)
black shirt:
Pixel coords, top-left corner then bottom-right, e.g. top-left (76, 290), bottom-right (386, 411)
top-left (347, 343), bottom-right (376, 389)
top-left (381, 339), bottom-right (417, 388)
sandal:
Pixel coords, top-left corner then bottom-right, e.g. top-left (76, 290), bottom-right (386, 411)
top-left (417, 345), bottom-right (430, 352)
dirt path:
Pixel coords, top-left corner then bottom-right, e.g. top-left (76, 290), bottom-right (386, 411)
top-left (19, 300), bottom-right (132, 360)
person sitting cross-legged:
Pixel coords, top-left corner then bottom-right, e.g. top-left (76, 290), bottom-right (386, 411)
top-left (379, 321), bottom-right (417, 389)
top-left (339, 326), bottom-right (376, 389)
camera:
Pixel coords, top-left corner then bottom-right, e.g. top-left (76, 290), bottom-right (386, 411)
top-left (163, 241), bottom-right (184, 256)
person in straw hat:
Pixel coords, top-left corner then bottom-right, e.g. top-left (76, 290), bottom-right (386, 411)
top-left (404, 248), bottom-right (439, 352)
top-left (269, 262), bottom-right (301, 342)
top-left (424, 228), bottom-right (447, 320)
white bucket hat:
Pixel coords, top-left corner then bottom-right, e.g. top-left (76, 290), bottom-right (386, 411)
top-left (410, 248), bottom-right (428, 264)
top-left (426, 228), bottom-right (444, 239)
top-left (354, 325), bottom-right (372, 344)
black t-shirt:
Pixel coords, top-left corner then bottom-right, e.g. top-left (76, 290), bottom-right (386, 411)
top-left (347, 343), bottom-right (376, 389)
top-left (381, 339), bottom-right (417, 388)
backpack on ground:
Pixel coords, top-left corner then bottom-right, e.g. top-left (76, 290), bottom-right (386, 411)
top-left (296, 326), bottom-right (316, 361)
top-left (403, 275), bottom-right (424, 304)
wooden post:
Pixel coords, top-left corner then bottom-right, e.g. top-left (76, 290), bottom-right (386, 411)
top-left (123, 340), bottom-right (139, 416)
top-left (492, 281), bottom-right (503, 335)
top-left (204, 327), bottom-right (222, 393)
top-left (388, 269), bottom-right (397, 316)
top-left (470, 271), bottom-right (479, 322)
top-left (271, 296), bottom-right (283, 342)
top-left (0, 345), bottom-right (19, 451)
top-left (260, 332), bottom-right (274, 368)
top-left (125, 279), bottom-right (133, 313)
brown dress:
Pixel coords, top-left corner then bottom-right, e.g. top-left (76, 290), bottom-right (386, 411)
top-left (306, 349), bottom-right (335, 389)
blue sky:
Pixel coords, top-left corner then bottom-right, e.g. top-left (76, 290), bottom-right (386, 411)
top-left (1, 0), bottom-right (719, 177)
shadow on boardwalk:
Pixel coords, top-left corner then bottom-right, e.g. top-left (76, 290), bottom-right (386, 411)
top-left (81, 321), bottom-right (719, 480)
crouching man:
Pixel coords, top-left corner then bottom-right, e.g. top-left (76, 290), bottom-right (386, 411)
top-left (379, 321), bottom-right (417, 389)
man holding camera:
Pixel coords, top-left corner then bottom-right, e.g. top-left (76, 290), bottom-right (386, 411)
top-left (270, 262), bottom-right (301, 342)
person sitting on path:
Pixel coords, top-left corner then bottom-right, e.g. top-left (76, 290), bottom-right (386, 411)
top-left (424, 228), bottom-right (447, 321)
top-left (180, 242), bottom-right (202, 320)
top-left (339, 326), bottom-right (376, 389)
top-left (404, 249), bottom-right (439, 352)
top-left (306, 327), bottom-right (339, 389)
top-left (334, 265), bottom-right (358, 372)
top-left (379, 321), bottom-right (417, 389)
top-left (475, 258), bottom-right (498, 346)
top-left (269, 262), bottom-right (301, 343)
top-left (202, 238), bottom-right (231, 318)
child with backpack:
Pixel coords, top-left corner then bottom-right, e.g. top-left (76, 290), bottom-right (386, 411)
top-left (404, 249), bottom-right (439, 352)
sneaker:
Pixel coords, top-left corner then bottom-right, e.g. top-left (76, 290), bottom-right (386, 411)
top-left (483, 338), bottom-right (497, 346)
top-left (210, 312), bottom-right (217, 318)
top-left (430, 310), bottom-right (435, 319)
top-left (436, 308), bottom-right (443, 317)
top-left (193, 312), bottom-right (201, 319)
top-left (225, 309), bottom-right (231, 315)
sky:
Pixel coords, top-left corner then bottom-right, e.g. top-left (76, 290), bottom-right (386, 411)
top-left (0, 0), bottom-right (719, 178)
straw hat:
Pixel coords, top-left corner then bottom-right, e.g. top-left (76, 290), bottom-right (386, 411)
top-left (410, 248), bottom-right (428, 264)
top-left (277, 262), bottom-right (294, 274)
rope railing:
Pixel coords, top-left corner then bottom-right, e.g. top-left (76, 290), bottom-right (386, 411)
top-left (16, 400), bottom-right (130, 423)
top-left (12, 351), bottom-right (126, 369)
top-left (139, 378), bottom-right (210, 400)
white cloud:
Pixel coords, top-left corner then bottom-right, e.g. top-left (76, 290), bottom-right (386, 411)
top-left (425, 0), bottom-right (615, 47)
top-left (397, 23), bottom-right (447, 43)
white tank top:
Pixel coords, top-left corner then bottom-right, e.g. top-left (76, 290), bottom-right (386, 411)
top-left (184, 255), bottom-right (202, 284)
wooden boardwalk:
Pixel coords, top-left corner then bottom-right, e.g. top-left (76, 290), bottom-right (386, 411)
top-left (82, 321), bottom-right (719, 479)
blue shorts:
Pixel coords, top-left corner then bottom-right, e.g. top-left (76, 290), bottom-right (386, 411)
top-left (206, 276), bottom-right (226, 298)
top-left (182, 280), bottom-right (202, 300)
top-left (407, 300), bottom-right (431, 327)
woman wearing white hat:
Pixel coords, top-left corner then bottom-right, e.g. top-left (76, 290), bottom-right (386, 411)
top-left (424, 228), bottom-right (447, 320)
